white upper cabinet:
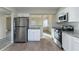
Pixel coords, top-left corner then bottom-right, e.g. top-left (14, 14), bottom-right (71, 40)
top-left (56, 7), bottom-right (79, 22)
top-left (68, 7), bottom-right (79, 22)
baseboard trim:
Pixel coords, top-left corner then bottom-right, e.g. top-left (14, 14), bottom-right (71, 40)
top-left (0, 43), bottom-right (12, 51)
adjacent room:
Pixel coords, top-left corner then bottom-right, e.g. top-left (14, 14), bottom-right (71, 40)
top-left (0, 7), bottom-right (11, 50)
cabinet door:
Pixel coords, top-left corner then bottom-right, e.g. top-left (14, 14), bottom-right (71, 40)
top-left (62, 32), bottom-right (68, 50)
top-left (68, 7), bottom-right (79, 22)
top-left (62, 32), bottom-right (72, 51)
top-left (71, 37), bottom-right (79, 51)
top-left (33, 29), bottom-right (40, 41)
top-left (28, 29), bottom-right (34, 41)
top-left (28, 29), bottom-right (40, 41)
top-left (51, 29), bottom-right (54, 39)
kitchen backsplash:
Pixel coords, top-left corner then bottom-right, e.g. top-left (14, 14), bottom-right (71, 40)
top-left (65, 22), bottom-right (79, 31)
top-left (55, 22), bottom-right (79, 32)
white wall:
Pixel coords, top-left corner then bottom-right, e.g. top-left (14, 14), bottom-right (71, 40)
top-left (16, 13), bottom-right (57, 32)
top-left (16, 13), bottom-right (30, 17)
top-left (0, 15), bottom-right (6, 39)
top-left (4, 7), bottom-right (17, 43)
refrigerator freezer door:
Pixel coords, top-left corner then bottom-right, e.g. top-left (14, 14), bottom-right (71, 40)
top-left (15, 17), bottom-right (29, 26)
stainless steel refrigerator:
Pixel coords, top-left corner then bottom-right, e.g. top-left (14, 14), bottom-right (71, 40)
top-left (14, 17), bottom-right (29, 43)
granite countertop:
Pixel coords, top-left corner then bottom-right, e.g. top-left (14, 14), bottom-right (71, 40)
top-left (62, 31), bottom-right (79, 38)
top-left (52, 26), bottom-right (79, 38)
top-left (29, 27), bottom-right (40, 29)
top-left (28, 25), bottom-right (41, 29)
top-left (52, 27), bottom-right (62, 29)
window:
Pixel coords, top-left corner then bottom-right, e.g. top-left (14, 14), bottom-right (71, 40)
top-left (43, 19), bottom-right (48, 27)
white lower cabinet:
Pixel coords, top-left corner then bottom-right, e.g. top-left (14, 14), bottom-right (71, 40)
top-left (28, 29), bottom-right (40, 41)
top-left (51, 29), bottom-right (54, 39)
top-left (62, 32), bottom-right (79, 51)
top-left (71, 37), bottom-right (79, 51)
top-left (62, 32), bottom-right (72, 51)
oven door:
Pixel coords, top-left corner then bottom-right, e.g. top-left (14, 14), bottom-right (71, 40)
top-left (54, 29), bottom-right (60, 40)
top-left (54, 29), bottom-right (62, 48)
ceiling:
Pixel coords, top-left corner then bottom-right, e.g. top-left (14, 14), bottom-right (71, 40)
top-left (11, 7), bottom-right (60, 14)
top-left (0, 7), bottom-right (11, 15)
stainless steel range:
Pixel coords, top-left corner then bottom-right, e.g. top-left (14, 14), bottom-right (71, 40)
top-left (53, 25), bottom-right (74, 48)
top-left (54, 28), bottom-right (62, 48)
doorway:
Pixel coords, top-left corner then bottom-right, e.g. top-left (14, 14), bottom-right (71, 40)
top-left (6, 16), bottom-right (11, 41)
top-left (42, 15), bottom-right (52, 39)
top-left (43, 18), bottom-right (51, 34)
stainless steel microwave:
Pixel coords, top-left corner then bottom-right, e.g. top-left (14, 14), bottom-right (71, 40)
top-left (58, 13), bottom-right (68, 22)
